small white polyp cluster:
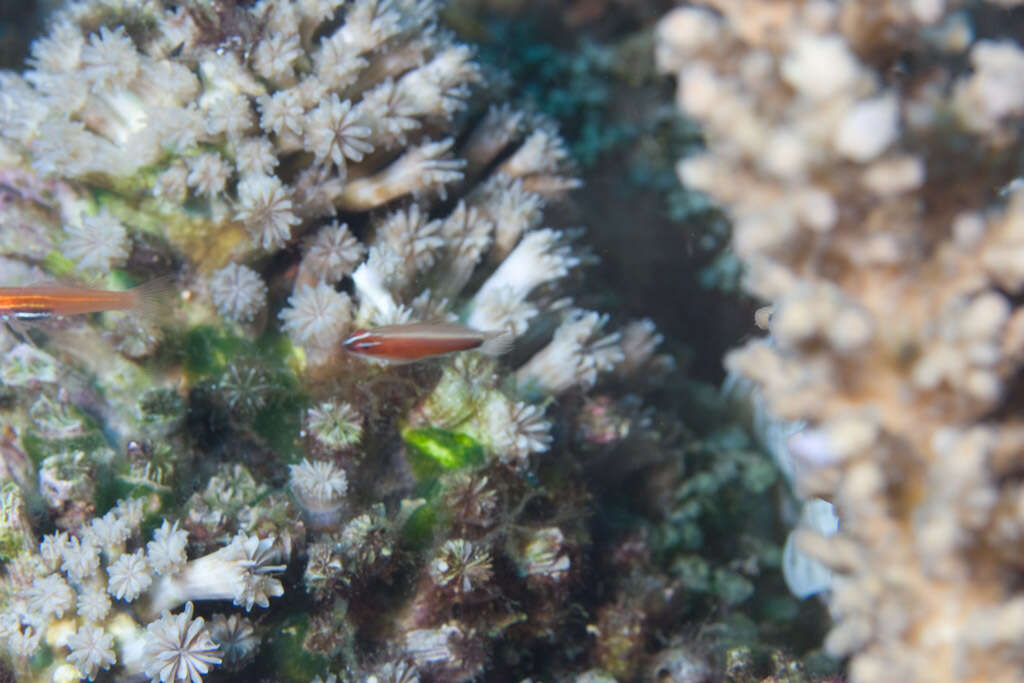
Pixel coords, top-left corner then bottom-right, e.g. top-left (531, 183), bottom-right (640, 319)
top-left (209, 263), bottom-right (268, 324)
top-left (0, 0), bottom-right (491, 274)
top-left (289, 458), bottom-right (350, 529)
top-left (0, 497), bottom-right (283, 682)
top-left (516, 310), bottom-right (625, 395)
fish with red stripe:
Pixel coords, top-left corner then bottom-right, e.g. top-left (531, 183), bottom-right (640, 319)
top-left (0, 278), bottom-right (170, 322)
top-left (342, 322), bottom-right (513, 363)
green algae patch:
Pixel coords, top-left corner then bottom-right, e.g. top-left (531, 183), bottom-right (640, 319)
top-left (106, 268), bottom-right (140, 291)
top-left (26, 643), bottom-right (54, 678)
top-left (42, 250), bottom-right (77, 279)
top-left (402, 427), bottom-right (484, 481)
top-left (398, 429), bottom-right (486, 545)
top-left (401, 499), bottom-right (437, 549)
top-left (179, 325), bottom-right (234, 378)
top-left (21, 431), bottom-right (50, 467)
top-left (267, 614), bottom-right (330, 682)
top-left (252, 390), bottom-right (306, 462)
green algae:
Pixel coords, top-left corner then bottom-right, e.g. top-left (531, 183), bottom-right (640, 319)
top-left (402, 427), bottom-right (485, 481)
top-left (267, 614), bottom-right (330, 683)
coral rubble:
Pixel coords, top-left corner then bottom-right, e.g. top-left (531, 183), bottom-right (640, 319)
top-left (659, 1), bottom-right (1024, 680)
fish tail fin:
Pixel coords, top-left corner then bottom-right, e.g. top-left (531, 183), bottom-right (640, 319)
top-left (127, 275), bottom-right (175, 321)
top-left (479, 327), bottom-right (515, 357)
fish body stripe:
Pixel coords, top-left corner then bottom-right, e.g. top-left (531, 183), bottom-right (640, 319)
top-left (0, 288), bottom-right (133, 316)
top-left (2, 310), bottom-right (54, 321)
top-left (343, 328), bottom-right (484, 361)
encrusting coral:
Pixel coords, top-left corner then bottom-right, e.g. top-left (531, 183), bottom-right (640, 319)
top-left (658, 0), bottom-right (1024, 680)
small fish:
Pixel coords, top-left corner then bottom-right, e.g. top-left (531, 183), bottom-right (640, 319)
top-left (0, 278), bottom-right (170, 322)
top-left (343, 322), bottom-right (513, 363)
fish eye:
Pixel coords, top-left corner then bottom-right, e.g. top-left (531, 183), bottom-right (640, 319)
top-left (343, 330), bottom-right (379, 351)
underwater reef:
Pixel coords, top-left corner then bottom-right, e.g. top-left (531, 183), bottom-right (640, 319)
top-left (659, 0), bottom-right (1024, 681)
top-left (0, 0), bottom-right (831, 681)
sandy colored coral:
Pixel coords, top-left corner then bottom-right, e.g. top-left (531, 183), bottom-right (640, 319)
top-left (658, 1), bottom-right (1024, 681)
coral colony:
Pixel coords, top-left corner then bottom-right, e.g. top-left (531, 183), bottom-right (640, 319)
top-left (0, 0), bottom-right (763, 680)
top-left (659, 1), bottom-right (1024, 681)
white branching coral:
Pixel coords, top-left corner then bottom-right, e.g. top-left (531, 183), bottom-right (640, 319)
top-left (468, 286), bottom-right (539, 339)
top-left (517, 310), bottom-right (624, 395)
top-left (616, 318), bottom-right (673, 379)
top-left (305, 94), bottom-right (374, 170)
top-left (234, 138), bottom-right (277, 177)
top-left (149, 533), bottom-right (285, 614)
top-left (7, 625), bottom-right (42, 659)
top-left (114, 497), bottom-right (147, 532)
top-left (279, 282), bottom-right (352, 354)
top-left (143, 602), bottom-right (222, 683)
top-left (203, 93), bottom-right (253, 141)
top-left (0, 0), bottom-right (511, 273)
top-left (290, 459), bottom-right (349, 504)
top-left (76, 583), bottom-right (111, 623)
top-left (307, 400), bottom-right (363, 449)
top-left (258, 89), bottom-right (305, 137)
top-left (66, 624), bottom-right (117, 679)
top-left (0, 0), bottom-right (592, 365)
top-left (39, 530), bottom-right (70, 571)
top-left (221, 535), bottom-right (286, 612)
top-left (403, 621), bottom-right (480, 676)
top-left (83, 510), bottom-right (132, 556)
top-left (61, 536), bottom-right (100, 581)
top-left (374, 204), bottom-right (444, 278)
top-left (147, 520), bottom-right (189, 575)
top-left (81, 26), bottom-right (140, 91)
top-left (29, 18), bottom-right (83, 73)
top-left (298, 221), bottom-right (366, 286)
top-left (209, 263), bottom-right (268, 323)
top-left (235, 174), bottom-right (301, 251)
top-left (337, 138), bottom-right (466, 210)
top-left (0, 492), bottom-right (287, 678)
top-left (404, 622), bottom-right (465, 667)
top-left (478, 175), bottom-right (545, 261)
top-left (252, 32), bottom-right (303, 84)
top-left (208, 613), bottom-right (259, 670)
top-left (0, 2), bottom-right (642, 677)
top-left (366, 659), bottom-right (421, 683)
top-left (289, 458), bottom-right (349, 528)
top-left (484, 399), bottom-right (553, 467)
top-left (154, 161), bottom-right (189, 202)
top-left (468, 228), bottom-right (580, 335)
top-left (107, 549), bottom-right (153, 602)
top-left (62, 211), bottom-right (129, 271)
top-left (435, 201), bottom-right (494, 296)
top-left (25, 573), bottom-right (74, 619)
top-left (954, 40), bottom-right (1024, 136)
top-left (186, 153), bottom-right (231, 198)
